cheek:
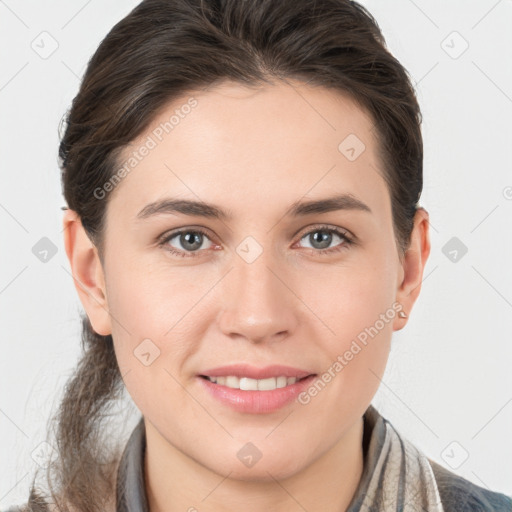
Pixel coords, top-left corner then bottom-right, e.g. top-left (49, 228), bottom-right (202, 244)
top-left (105, 257), bottom-right (197, 341)
top-left (297, 273), bottom-right (394, 433)
top-left (300, 250), bottom-right (397, 395)
top-left (307, 251), bottom-right (398, 342)
top-left (105, 260), bottom-right (211, 411)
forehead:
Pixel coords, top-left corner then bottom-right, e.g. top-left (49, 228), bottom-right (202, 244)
top-left (108, 79), bottom-right (389, 224)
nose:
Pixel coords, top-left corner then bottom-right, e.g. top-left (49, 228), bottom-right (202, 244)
top-left (217, 250), bottom-right (299, 345)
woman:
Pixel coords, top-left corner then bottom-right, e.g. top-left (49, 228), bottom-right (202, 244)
top-left (7, 0), bottom-right (511, 510)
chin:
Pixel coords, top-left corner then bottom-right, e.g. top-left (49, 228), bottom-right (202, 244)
top-left (220, 464), bottom-right (302, 482)
top-left (205, 451), bottom-right (307, 482)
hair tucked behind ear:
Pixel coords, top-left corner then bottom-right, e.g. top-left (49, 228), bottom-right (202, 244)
top-left (24, 315), bottom-right (126, 512)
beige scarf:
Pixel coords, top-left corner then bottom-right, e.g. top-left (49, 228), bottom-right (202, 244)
top-left (347, 405), bottom-right (445, 511)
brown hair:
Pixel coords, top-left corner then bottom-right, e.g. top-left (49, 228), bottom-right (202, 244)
top-left (25, 0), bottom-right (423, 510)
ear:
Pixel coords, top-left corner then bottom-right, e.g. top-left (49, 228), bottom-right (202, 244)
top-left (62, 209), bottom-right (112, 336)
top-left (393, 207), bottom-right (431, 331)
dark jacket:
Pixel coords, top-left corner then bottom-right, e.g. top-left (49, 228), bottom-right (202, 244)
top-left (4, 406), bottom-right (512, 511)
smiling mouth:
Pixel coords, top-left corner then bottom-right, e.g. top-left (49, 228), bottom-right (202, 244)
top-left (198, 374), bottom-right (315, 391)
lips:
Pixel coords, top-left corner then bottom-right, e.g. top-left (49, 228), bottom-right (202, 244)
top-left (197, 372), bottom-right (318, 413)
top-left (198, 363), bottom-right (315, 380)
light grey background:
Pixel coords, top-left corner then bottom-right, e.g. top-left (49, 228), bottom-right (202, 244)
top-left (1, 0), bottom-right (511, 508)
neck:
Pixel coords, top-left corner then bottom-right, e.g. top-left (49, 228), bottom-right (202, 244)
top-left (144, 416), bottom-right (365, 512)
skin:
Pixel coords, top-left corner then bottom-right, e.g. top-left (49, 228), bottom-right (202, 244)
top-left (63, 79), bottom-right (430, 512)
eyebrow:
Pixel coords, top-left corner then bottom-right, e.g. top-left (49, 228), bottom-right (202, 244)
top-left (135, 193), bottom-right (372, 221)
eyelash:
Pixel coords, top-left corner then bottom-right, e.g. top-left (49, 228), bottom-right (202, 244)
top-left (157, 224), bottom-right (355, 259)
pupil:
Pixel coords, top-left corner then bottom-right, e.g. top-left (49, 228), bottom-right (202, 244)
top-left (181, 232), bottom-right (202, 251)
top-left (311, 231), bottom-right (331, 249)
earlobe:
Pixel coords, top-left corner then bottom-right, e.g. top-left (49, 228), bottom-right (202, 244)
top-left (393, 207), bottom-right (431, 331)
top-left (62, 209), bottom-right (112, 336)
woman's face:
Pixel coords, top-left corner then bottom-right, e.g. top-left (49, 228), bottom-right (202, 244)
top-left (84, 79), bottom-right (425, 480)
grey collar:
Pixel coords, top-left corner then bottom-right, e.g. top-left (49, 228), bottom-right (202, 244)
top-left (116, 416), bottom-right (149, 512)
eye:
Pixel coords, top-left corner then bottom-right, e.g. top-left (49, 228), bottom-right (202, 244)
top-left (157, 224), bottom-right (355, 259)
top-left (158, 228), bottom-right (215, 258)
top-left (296, 225), bottom-right (354, 255)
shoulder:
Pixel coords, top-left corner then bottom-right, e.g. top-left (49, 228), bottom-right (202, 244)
top-left (429, 458), bottom-right (512, 511)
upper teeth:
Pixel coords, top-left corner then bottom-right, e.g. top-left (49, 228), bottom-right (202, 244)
top-left (206, 375), bottom-right (299, 390)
